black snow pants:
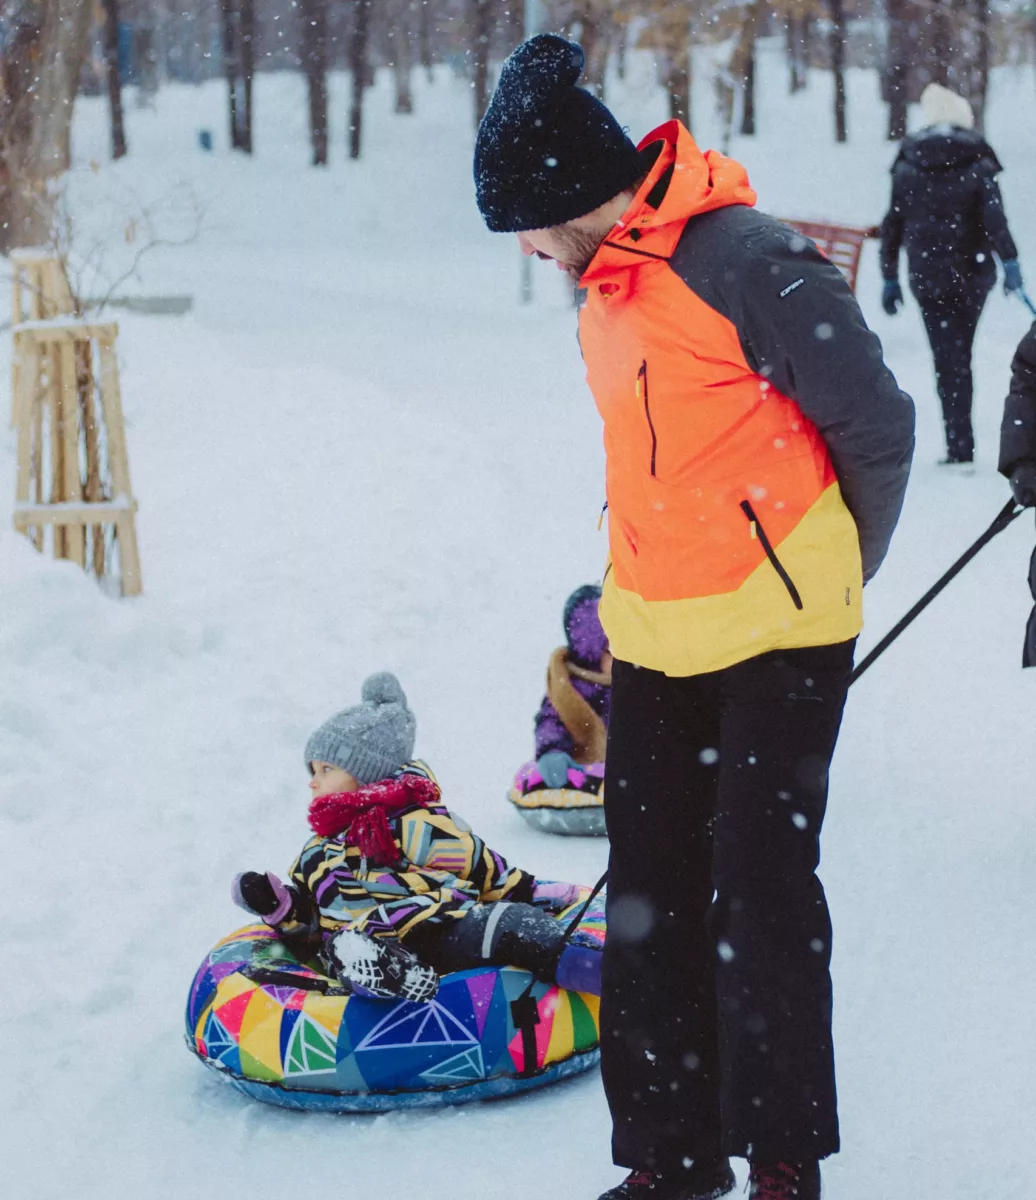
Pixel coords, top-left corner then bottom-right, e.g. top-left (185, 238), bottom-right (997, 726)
top-left (407, 901), bottom-right (565, 979)
top-left (600, 641), bottom-right (855, 1170)
top-left (916, 280), bottom-right (992, 462)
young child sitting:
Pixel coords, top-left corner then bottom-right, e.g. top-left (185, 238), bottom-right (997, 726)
top-left (232, 672), bottom-right (602, 1002)
top-left (518, 583), bottom-right (612, 794)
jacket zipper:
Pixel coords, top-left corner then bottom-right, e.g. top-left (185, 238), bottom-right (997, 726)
top-left (637, 360), bottom-right (657, 477)
top-left (739, 500), bottom-right (804, 610)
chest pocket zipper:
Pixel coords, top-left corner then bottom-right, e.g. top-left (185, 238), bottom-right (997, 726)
top-left (740, 500), bottom-right (804, 610)
top-left (637, 360), bottom-right (657, 477)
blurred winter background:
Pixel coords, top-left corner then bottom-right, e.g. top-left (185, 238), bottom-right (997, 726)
top-left (1, 3), bottom-right (1035, 1199)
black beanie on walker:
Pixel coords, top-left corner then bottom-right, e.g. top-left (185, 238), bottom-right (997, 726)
top-left (474, 35), bottom-right (644, 234)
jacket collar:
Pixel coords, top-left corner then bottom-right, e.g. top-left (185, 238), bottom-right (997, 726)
top-left (580, 120), bottom-right (757, 284)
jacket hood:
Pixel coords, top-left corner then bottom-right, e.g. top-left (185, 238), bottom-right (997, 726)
top-left (581, 120), bottom-right (756, 283)
top-left (896, 127), bottom-right (1002, 174)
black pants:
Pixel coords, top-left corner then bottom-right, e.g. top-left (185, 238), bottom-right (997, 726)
top-left (407, 902), bottom-right (565, 979)
top-left (916, 283), bottom-right (991, 461)
top-left (600, 642), bottom-right (855, 1169)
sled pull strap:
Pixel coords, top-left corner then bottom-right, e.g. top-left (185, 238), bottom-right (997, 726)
top-left (510, 870), bottom-right (609, 1077)
top-left (851, 498), bottom-right (1025, 686)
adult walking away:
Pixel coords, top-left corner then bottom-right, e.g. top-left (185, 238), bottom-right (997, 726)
top-left (474, 36), bottom-right (915, 1200)
top-left (881, 83), bottom-right (1024, 468)
top-left (1000, 321), bottom-right (1036, 664)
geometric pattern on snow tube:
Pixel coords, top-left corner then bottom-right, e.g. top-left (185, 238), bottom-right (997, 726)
top-left (508, 759), bottom-right (606, 837)
top-left (185, 887), bottom-right (605, 1112)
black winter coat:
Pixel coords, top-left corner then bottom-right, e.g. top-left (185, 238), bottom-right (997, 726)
top-left (880, 127), bottom-right (1018, 303)
top-left (999, 322), bottom-right (1036, 475)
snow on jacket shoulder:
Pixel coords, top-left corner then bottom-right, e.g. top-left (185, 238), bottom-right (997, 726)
top-left (1000, 322), bottom-right (1036, 475)
top-left (286, 761), bottom-right (536, 941)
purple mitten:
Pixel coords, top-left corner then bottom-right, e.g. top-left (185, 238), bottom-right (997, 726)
top-left (231, 870), bottom-right (293, 924)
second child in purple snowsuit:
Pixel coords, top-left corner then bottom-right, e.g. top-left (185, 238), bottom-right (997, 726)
top-left (534, 584), bottom-right (612, 789)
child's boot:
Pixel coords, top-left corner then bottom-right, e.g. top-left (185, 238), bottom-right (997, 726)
top-left (328, 928), bottom-right (439, 1002)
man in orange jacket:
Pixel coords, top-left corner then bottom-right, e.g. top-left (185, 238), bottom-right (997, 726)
top-left (475, 35), bottom-right (914, 1200)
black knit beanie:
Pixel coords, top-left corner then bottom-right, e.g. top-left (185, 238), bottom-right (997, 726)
top-left (474, 35), bottom-right (644, 234)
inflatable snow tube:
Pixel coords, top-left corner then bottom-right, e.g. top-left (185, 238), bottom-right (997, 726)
top-left (185, 889), bottom-right (605, 1112)
top-left (508, 760), bottom-right (606, 837)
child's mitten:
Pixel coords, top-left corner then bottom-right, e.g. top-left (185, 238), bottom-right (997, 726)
top-left (533, 880), bottom-right (581, 908)
top-left (231, 870), bottom-right (294, 924)
top-left (328, 928), bottom-right (439, 1003)
top-left (536, 750), bottom-right (579, 788)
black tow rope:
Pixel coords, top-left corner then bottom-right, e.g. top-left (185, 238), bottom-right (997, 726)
top-left (514, 499), bottom-right (1025, 1071)
top-left (850, 497), bottom-right (1025, 684)
top-left (510, 872), bottom-right (610, 1077)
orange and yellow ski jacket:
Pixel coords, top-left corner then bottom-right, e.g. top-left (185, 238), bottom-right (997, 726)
top-left (578, 121), bottom-right (914, 677)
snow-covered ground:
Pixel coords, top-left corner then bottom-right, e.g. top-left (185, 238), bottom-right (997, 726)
top-left (2, 43), bottom-right (1035, 1200)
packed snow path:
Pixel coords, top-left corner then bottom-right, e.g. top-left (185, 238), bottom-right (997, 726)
top-left (2, 52), bottom-right (1034, 1200)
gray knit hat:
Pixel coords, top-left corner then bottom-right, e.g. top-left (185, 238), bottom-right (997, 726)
top-left (305, 673), bottom-right (416, 784)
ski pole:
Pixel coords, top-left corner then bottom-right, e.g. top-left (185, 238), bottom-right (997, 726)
top-left (1017, 289), bottom-right (1036, 318)
top-left (850, 497), bottom-right (1025, 685)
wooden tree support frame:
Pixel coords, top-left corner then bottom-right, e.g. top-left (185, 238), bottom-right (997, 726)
top-left (779, 220), bottom-right (880, 294)
top-left (9, 246), bottom-right (77, 430)
top-left (11, 313), bottom-right (142, 597)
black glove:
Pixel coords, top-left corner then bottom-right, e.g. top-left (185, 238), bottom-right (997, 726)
top-left (1009, 461), bottom-right (1036, 507)
top-left (882, 280), bottom-right (903, 316)
top-left (231, 870), bottom-right (293, 922)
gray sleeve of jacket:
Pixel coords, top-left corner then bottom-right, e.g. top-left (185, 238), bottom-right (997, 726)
top-left (725, 224), bottom-right (915, 581)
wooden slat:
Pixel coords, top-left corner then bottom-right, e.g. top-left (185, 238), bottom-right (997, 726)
top-left (57, 341), bottom-right (86, 566)
top-left (14, 500), bottom-right (136, 526)
top-left (14, 319), bottom-right (119, 344)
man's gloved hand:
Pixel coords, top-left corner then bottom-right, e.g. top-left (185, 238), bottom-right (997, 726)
top-left (1003, 259), bottom-right (1024, 296)
top-left (533, 880), bottom-right (582, 909)
top-left (536, 750), bottom-right (579, 789)
top-left (231, 870), bottom-right (293, 923)
top-left (882, 279), bottom-right (904, 315)
top-left (1009, 461), bottom-right (1036, 507)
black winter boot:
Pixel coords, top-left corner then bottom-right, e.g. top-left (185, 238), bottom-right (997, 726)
top-left (747, 1161), bottom-right (820, 1199)
top-left (597, 1159), bottom-right (735, 1200)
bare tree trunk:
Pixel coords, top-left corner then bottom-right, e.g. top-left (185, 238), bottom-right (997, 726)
top-left (0, 0), bottom-right (92, 253)
top-left (973, 0), bottom-right (990, 132)
top-left (349, 0), bottom-right (373, 159)
top-left (830, 0), bottom-right (847, 142)
top-left (664, 21), bottom-right (692, 130)
top-left (301, 0), bottom-right (329, 164)
top-left (885, 0), bottom-right (909, 140)
top-left (389, 0), bottom-right (415, 113)
top-left (470, 0), bottom-right (492, 132)
top-left (102, 0), bottom-right (128, 158)
top-left (220, 1), bottom-right (241, 149)
top-left (240, 0), bottom-right (255, 153)
top-left (580, 16), bottom-right (609, 100)
top-left (616, 21), bottom-right (627, 81)
top-left (930, 0), bottom-right (952, 87)
top-left (419, 0), bottom-right (434, 83)
top-left (737, 3), bottom-right (760, 137)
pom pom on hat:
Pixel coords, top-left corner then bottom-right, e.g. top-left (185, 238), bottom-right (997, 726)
top-left (361, 671), bottom-right (406, 706)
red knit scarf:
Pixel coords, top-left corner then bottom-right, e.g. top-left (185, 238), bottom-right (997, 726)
top-left (307, 774), bottom-right (441, 867)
